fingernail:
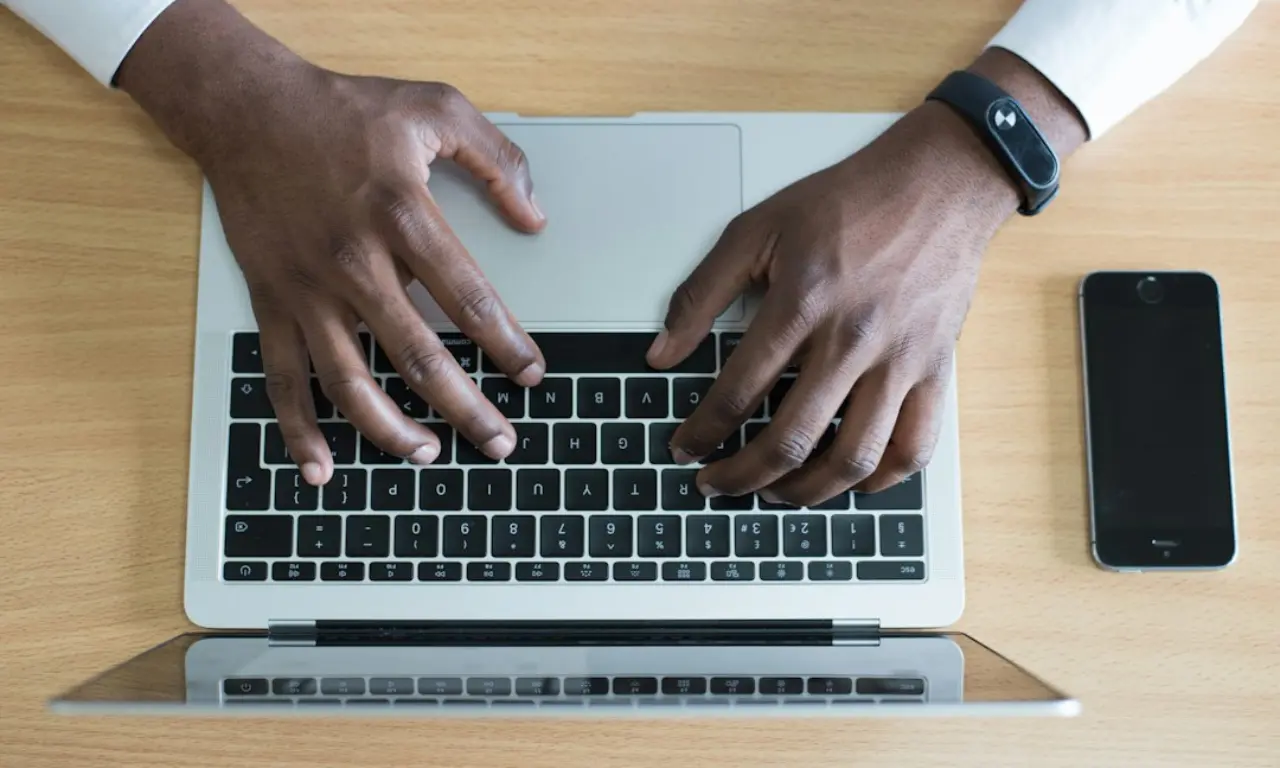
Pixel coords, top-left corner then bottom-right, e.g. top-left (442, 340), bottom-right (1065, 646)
top-left (647, 329), bottom-right (669, 363)
top-left (481, 432), bottom-right (515, 459)
top-left (513, 360), bottom-right (544, 387)
top-left (759, 489), bottom-right (781, 504)
top-left (530, 194), bottom-right (545, 221)
top-left (698, 482), bottom-right (722, 499)
top-left (407, 443), bottom-right (439, 465)
top-left (300, 462), bottom-right (326, 486)
top-left (671, 446), bottom-right (700, 465)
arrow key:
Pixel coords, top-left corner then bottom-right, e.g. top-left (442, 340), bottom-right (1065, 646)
top-left (230, 377), bottom-right (275, 419)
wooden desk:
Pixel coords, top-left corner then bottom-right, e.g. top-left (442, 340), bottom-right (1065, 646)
top-left (1, 1), bottom-right (1277, 765)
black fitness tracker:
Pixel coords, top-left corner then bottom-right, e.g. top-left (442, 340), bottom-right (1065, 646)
top-left (926, 70), bottom-right (1060, 216)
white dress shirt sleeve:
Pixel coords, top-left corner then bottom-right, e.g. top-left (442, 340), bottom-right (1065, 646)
top-left (1, 0), bottom-right (179, 86)
top-left (989, 0), bottom-right (1258, 139)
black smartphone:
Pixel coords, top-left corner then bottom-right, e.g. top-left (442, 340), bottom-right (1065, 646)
top-left (1078, 271), bottom-right (1236, 571)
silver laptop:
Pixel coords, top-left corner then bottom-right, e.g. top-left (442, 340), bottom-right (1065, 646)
top-left (50, 113), bottom-right (1077, 717)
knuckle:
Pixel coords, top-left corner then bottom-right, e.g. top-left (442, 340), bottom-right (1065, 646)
top-left (399, 344), bottom-right (454, 390)
top-left (327, 235), bottom-right (368, 274)
top-left (454, 282), bottom-right (503, 328)
top-left (666, 280), bottom-right (700, 325)
top-left (788, 289), bottom-right (829, 332)
top-left (425, 82), bottom-right (470, 118)
top-left (496, 140), bottom-right (530, 178)
top-left (319, 372), bottom-right (365, 409)
top-left (839, 304), bottom-right (887, 346)
top-left (834, 436), bottom-right (889, 484)
top-left (891, 440), bottom-right (935, 476)
top-left (763, 427), bottom-right (818, 472)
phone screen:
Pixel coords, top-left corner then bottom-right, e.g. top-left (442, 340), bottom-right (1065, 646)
top-left (1080, 272), bottom-right (1235, 568)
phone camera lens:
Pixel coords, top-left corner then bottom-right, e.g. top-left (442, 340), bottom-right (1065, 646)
top-left (1136, 276), bottom-right (1164, 304)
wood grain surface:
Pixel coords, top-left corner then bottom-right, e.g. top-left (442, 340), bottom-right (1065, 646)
top-left (1, 1), bottom-right (1277, 766)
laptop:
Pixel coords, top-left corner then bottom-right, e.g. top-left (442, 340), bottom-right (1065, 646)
top-left (50, 112), bottom-right (1078, 717)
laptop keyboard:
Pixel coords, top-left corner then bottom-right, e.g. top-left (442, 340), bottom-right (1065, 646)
top-left (222, 331), bottom-right (927, 583)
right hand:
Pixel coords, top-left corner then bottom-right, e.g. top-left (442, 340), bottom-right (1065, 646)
top-left (118, 1), bottom-right (547, 487)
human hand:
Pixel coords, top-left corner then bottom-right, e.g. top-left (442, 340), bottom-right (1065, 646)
top-left (118, 0), bottom-right (545, 485)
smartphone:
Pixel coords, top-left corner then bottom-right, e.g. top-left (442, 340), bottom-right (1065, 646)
top-left (1078, 271), bottom-right (1236, 571)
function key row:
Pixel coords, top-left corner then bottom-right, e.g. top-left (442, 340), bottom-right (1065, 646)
top-left (224, 513), bottom-right (924, 559)
top-left (224, 558), bottom-right (926, 583)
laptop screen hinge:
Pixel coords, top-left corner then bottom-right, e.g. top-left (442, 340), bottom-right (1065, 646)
top-left (832, 619), bottom-right (881, 646)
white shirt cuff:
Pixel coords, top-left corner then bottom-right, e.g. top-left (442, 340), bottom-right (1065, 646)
top-left (987, 0), bottom-right (1257, 139)
top-left (3, 0), bottom-right (180, 86)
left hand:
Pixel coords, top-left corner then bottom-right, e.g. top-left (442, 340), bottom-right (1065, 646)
top-left (645, 102), bottom-right (1019, 506)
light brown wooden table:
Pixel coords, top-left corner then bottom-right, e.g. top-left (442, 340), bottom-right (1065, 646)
top-left (2, 1), bottom-right (1278, 766)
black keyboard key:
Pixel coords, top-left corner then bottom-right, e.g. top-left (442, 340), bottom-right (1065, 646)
top-left (613, 469), bottom-right (657, 511)
top-left (661, 469), bottom-right (705, 510)
top-left (419, 469), bottom-right (463, 510)
top-left (320, 678), bottom-right (366, 695)
top-left (394, 515), bottom-right (439, 557)
top-left (297, 515), bottom-right (341, 557)
top-left (880, 514), bottom-right (924, 556)
top-left (686, 515), bottom-right (730, 557)
top-left (320, 423), bottom-right (357, 464)
top-left (507, 422), bottom-right (548, 464)
top-left (443, 515), bottom-right (487, 557)
top-left (230, 377), bottom-right (274, 419)
top-left (483, 333), bottom-right (714, 375)
top-left (385, 378), bottom-right (431, 418)
top-left (710, 676), bottom-right (755, 695)
top-left (601, 423), bottom-right (645, 464)
top-left (320, 562), bottom-right (365, 581)
top-left (528, 377), bottom-right (572, 418)
top-left (440, 333), bottom-right (478, 373)
top-left (565, 469), bottom-right (608, 511)
top-left (832, 514), bottom-right (875, 556)
top-left (322, 468), bottom-right (366, 511)
top-left (576, 378), bottom-right (620, 418)
top-left (589, 515), bottom-right (632, 557)
top-left (492, 515), bottom-right (536, 557)
top-left (812, 490), bottom-right (851, 510)
top-left (718, 332), bottom-right (741, 368)
top-left (857, 561), bottom-right (925, 580)
top-left (515, 677), bottom-right (560, 696)
top-left (263, 423), bottom-right (291, 465)
top-left (662, 676), bottom-right (707, 695)
top-left (272, 677), bottom-right (316, 696)
top-left (562, 676), bottom-right (610, 696)
top-left (540, 515), bottom-right (585, 557)
top-left (765, 376), bottom-right (796, 417)
top-left (370, 677), bottom-right (415, 695)
top-left (783, 514), bottom-right (827, 557)
top-left (467, 562), bottom-right (511, 581)
top-left (371, 561), bottom-right (414, 581)
top-left (465, 677), bottom-right (512, 696)
top-left (734, 515), bottom-right (779, 557)
top-left (565, 561), bottom-right (608, 581)
top-left (760, 677), bottom-right (804, 695)
top-left (856, 677), bottom-right (926, 696)
top-left (707, 428), bottom-right (743, 463)
top-left (637, 514), bottom-right (681, 557)
top-left (419, 561), bottom-right (463, 581)
top-left (271, 468), bottom-right (316, 509)
top-left (310, 378), bottom-right (334, 419)
top-left (711, 493), bottom-right (755, 511)
top-left (808, 677), bottom-right (854, 695)
top-left (552, 423), bottom-right (597, 465)
top-left (360, 436), bottom-right (404, 465)
top-left (647, 422), bottom-right (680, 465)
top-left (224, 561), bottom-right (267, 581)
top-left (371, 469), bottom-right (415, 510)
top-left (760, 561), bottom-right (803, 581)
top-left (661, 561), bottom-right (706, 581)
top-left (232, 333), bottom-right (263, 373)
top-left (625, 378), bottom-right (668, 419)
top-left (225, 515), bottom-right (292, 557)
top-left (482, 377), bottom-right (525, 418)
top-left (613, 561), bottom-right (658, 581)
top-left (672, 377), bottom-right (714, 419)
top-left (515, 469), bottom-right (559, 511)
top-left (418, 677), bottom-right (463, 695)
top-left (808, 561), bottom-right (853, 581)
top-left (468, 468), bottom-right (512, 511)
top-left (226, 423), bottom-right (270, 510)
top-left (344, 515), bottom-right (390, 557)
top-left (856, 472), bottom-right (924, 510)
top-left (224, 677), bottom-right (268, 695)
top-left (710, 561), bottom-right (754, 581)
top-left (613, 677), bottom-right (658, 695)
top-left (515, 562), bottom-right (560, 581)
top-left (456, 437), bottom-right (498, 465)
top-left (271, 561), bottom-right (316, 582)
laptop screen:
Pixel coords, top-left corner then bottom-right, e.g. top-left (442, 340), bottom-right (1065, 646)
top-left (51, 632), bottom-right (1077, 717)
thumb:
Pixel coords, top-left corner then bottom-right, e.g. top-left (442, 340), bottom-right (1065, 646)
top-left (647, 215), bottom-right (766, 369)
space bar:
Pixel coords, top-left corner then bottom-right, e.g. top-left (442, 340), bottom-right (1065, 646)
top-left (481, 332), bottom-right (716, 374)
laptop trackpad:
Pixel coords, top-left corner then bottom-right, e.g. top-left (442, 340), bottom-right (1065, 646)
top-left (415, 123), bottom-right (744, 325)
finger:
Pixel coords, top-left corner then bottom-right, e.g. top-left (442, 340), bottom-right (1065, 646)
top-left (375, 186), bottom-right (544, 386)
top-left (858, 369), bottom-right (948, 493)
top-left (431, 86), bottom-right (545, 233)
top-left (349, 280), bottom-right (516, 460)
top-left (299, 301), bottom-right (442, 464)
top-left (647, 214), bottom-right (769, 369)
top-left (695, 323), bottom-right (857, 497)
top-left (764, 365), bottom-right (912, 506)
top-left (254, 296), bottom-right (333, 486)
top-left (669, 286), bottom-right (811, 463)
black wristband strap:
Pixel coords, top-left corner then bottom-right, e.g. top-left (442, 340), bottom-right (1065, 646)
top-left (926, 70), bottom-right (1060, 216)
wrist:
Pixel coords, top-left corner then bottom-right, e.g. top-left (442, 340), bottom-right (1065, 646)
top-left (965, 47), bottom-right (1088, 160)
